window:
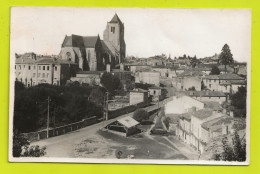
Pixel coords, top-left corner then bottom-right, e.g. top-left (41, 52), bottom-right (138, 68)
top-left (47, 66), bottom-right (49, 70)
top-left (38, 73), bottom-right (40, 77)
top-left (34, 66), bottom-right (36, 70)
top-left (42, 73), bottom-right (45, 78)
top-left (110, 26), bottom-right (115, 33)
top-left (24, 65), bottom-right (25, 68)
top-left (209, 84), bottom-right (211, 88)
top-left (15, 65), bottom-right (16, 69)
top-left (87, 50), bottom-right (91, 61)
top-left (209, 79), bottom-right (211, 82)
top-left (214, 79), bottom-right (216, 82)
top-left (154, 90), bottom-right (156, 95)
top-left (28, 66), bottom-right (31, 70)
top-left (33, 73), bottom-right (36, 77)
top-left (47, 73), bottom-right (49, 78)
top-left (55, 66), bottom-right (57, 71)
top-left (19, 65), bottom-right (21, 70)
top-left (43, 66), bottom-right (45, 70)
top-left (39, 66), bottom-right (41, 70)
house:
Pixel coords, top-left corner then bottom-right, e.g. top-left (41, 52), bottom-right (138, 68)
top-left (70, 71), bottom-right (102, 86)
top-left (104, 116), bottom-right (139, 136)
top-left (135, 71), bottom-right (160, 87)
top-left (111, 66), bottom-right (132, 91)
top-left (148, 86), bottom-right (162, 102)
top-left (152, 66), bottom-right (176, 78)
top-left (15, 56), bottom-right (78, 87)
top-left (69, 64), bottom-right (132, 90)
top-left (164, 95), bottom-right (205, 114)
top-left (175, 113), bottom-right (192, 144)
top-left (190, 109), bottom-right (233, 153)
top-left (176, 70), bottom-right (204, 91)
top-left (125, 64), bottom-right (151, 73)
top-left (202, 73), bottom-right (246, 94)
top-left (129, 88), bottom-right (149, 105)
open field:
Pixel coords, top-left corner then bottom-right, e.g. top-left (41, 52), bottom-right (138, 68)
top-left (73, 127), bottom-right (199, 160)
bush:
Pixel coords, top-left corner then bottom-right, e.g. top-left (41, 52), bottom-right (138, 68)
top-left (13, 129), bottom-right (46, 157)
top-left (140, 120), bottom-right (154, 125)
top-left (150, 129), bottom-right (168, 135)
top-left (133, 109), bottom-right (149, 122)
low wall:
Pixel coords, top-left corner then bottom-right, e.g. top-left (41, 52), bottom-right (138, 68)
top-left (108, 101), bottom-right (148, 119)
top-left (23, 116), bottom-right (97, 142)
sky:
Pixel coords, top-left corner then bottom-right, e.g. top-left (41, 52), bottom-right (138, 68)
top-left (11, 7), bottom-right (251, 62)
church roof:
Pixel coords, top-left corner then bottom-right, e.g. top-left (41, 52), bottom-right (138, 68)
top-left (109, 14), bottom-right (124, 27)
top-left (100, 40), bottom-right (113, 55)
top-left (83, 36), bottom-right (99, 48)
top-left (62, 34), bottom-right (99, 48)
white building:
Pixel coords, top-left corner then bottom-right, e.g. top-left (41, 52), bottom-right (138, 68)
top-left (164, 95), bottom-right (205, 114)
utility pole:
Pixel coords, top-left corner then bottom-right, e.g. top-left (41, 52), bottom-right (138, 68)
top-left (47, 96), bottom-right (50, 138)
top-left (106, 91), bottom-right (109, 121)
top-left (157, 95), bottom-right (160, 117)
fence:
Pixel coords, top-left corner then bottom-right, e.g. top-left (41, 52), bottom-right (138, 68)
top-left (23, 116), bottom-right (97, 142)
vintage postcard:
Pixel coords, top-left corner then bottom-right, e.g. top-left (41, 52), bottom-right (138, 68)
top-left (9, 7), bottom-right (251, 165)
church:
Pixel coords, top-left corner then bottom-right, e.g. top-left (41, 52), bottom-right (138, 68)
top-left (59, 14), bottom-right (126, 71)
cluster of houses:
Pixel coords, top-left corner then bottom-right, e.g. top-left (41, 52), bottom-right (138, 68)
top-left (164, 95), bottom-right (235, 154)
top-left (14, 13), bottom-right (247, 155)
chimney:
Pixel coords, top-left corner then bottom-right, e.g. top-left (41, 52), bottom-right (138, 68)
top-left (106, 64), bottom-right (111, 72)
top-left (120, 63), bottom-right (124, 71)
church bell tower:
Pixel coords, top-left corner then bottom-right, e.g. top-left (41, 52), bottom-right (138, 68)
top-left (103, 13), bottom-right (126, 63)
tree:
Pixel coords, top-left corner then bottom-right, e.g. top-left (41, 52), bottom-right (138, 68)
top-left (160, 88), bottom-right (168, 100)
top-left (214, 131), bottom-right (246, 161)
top-left (133, 109), bottom-right (149, 122)
top-left (210, 65), bottom-right (220, 75)
top-left (100, 72), bottom-right (121, 94)
top-left (188, 86), bottom-right (196, 91)
top-left (231, 86), bottom-right (247, 117)
top-left (219, 44), bottom-right (234, 73)
top-left (13, 129), bottom-right (46, 157)
top-left (89, 87), bottom-right (105, 106)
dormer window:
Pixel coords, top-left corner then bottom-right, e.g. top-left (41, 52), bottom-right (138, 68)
top-left (111, 26), bottom-right (115, 33)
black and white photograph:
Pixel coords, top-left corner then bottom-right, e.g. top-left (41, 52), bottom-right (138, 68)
top-left (9, 7), bottom-right (251, 165)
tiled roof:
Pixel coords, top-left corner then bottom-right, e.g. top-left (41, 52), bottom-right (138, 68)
top-left (178, 69), bottom-right (205, 77)
top-left (219, 73), bottom-right (244, 80)
top-left (203, 101), bottom-right (223, 111)
top-left (77, 71), bottom-right (104, 75)
top-left (117, 116), bottom-right (139, 128)
top-left (15, 58), bottom-right (36, 64)
top-left (201, 116), bottom-right (232, 130)
top-left (35, 58), bottom-right (77, 65)
top-left (109, 14), bottom-right (124, 27)
top-left (204, 73), bottom-right (244, 80)
top-left (62, 34), bottom-right (99, 48)
top-left (101, 40), bottom-right (113, 55)
top-left (130, 88), bottom-right (148, 93)
top-left (83, 36), bottom-right (99, 48)
top-left (191, 109), bottom-right (213, 120)
top-left (182, 91), bottom-right (226, 97)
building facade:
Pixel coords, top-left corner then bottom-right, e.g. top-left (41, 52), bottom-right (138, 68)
top-left (15, 56), bottom-right (77, 87)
